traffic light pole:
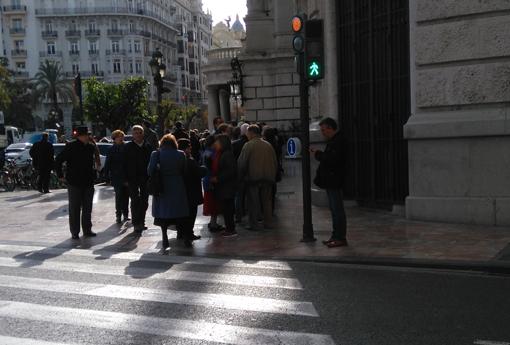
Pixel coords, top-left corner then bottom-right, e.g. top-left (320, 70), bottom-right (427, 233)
top-left (298, 52), bottom-right (316, 243)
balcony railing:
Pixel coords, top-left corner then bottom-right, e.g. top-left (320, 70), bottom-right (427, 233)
top-left (69, 50), bottom-right (80, 56)
top-left (2, 5), bottom-right (27, 13)
top-left (206, 47), bottom-right (242, 62)
top-left (39, 51), bottom-right (63, 58)
top-left (41, 30), bottom-right (58, 38)
top-left (105, 49), bottom-right (126, 56)
top-left (35, 7), bottom-right (178, 31)
top-left (11, 49), bottom-right (27, 57)
top-left (88, 50), bottom-right (99, 56)
top-left (10, 27), bottom-right (26, 35)
top-left (65, 71), bottom-right (104, 78)
top-left (13, 71), bottom-right (29, 78)
top-left (65, 30), bottom-right (81, 37)
top-left (85, 29), bottom-right (101, 36)
top-left (107, 29), bottom-right (124, 36)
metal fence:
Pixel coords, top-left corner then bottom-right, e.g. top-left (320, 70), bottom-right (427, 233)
top-left (336, 0), bottom-right (410, 207)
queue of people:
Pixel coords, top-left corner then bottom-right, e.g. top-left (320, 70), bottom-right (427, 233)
top-left (53, 116), bottom-right (349, 249)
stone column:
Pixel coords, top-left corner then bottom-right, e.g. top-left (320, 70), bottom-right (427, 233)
top-left (207, 86), bottom-right (219, 131)
top-left (219, 88), bottom-right (231, 122)
top-left (405, 1), bottom-right (510, 226)
top-left (245, 0), bottom-right (274, 53)
top-left (273, 0), bottom-right (294, 52)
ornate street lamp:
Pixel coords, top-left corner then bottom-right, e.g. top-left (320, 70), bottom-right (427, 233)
top-left (228, 57), bottom-right (244, 122)
top-left (149, 49), bottom-right (170, 134)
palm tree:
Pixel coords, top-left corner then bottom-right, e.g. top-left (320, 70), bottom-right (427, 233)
top-left (33, 60), bottom-right (74, 124)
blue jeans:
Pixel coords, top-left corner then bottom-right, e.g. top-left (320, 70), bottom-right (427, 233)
top-left (326, 189), bottom-right (347, 241)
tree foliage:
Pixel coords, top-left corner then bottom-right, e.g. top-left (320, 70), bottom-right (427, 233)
top-left (83, 77), bottom-right (149, 131)
top-left (0, 65), bottom-right (11, 111)
top-left (32, 60), bottom-right (73, 120)
top-left (4, 79), bottom-right (34, 130)
top-left (160, 99), bottom-right (200, 130)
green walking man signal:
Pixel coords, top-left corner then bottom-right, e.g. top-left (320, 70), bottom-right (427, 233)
top-left (308, 60), bottom-right (321, 78)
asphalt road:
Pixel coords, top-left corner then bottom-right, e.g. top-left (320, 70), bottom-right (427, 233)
top-left (0, 240), bottom-right (508, 345)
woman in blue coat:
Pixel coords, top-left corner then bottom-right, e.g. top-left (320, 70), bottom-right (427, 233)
top-left (147, 134), bottom-right (190, 248)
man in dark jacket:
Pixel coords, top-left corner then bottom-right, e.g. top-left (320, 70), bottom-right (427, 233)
top-left (142, 120), bottom-right (159, 151)
top-left (311, 117), bottom-right (348, 248)
top-left (172, 121), bottom-right (189, 141)
top-left (177, 138), bottom-right (207, 242)
top-left (125, 125), bottom-right (153, 234)
top-left (104, 130), bottom-right (129, 224)
top-left (29, 132), bottom-right (54, 193)
top-left (232, 123), bottom-right (249, 222)
top-left (55, 126), bottom-right (99, 239)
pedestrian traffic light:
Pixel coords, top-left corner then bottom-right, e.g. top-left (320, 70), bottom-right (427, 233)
top-left (304, 19), bottom-right (324, 80)
top-left (292, 15), bottom-right (305, 54)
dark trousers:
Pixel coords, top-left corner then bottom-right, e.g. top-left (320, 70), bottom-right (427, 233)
top-left (113, 185), bottom-right (129, 219)
top-left (129, 180), bottom-right (149, 228)
top-left (247, 182), bottom-right (273, 228)
top-left (68, 185), bottom-right (94, 236)
top-left (177, 204), bottom-right (198, 240)
top-left (38, 168), bottom-right (51, 192)
top-left (326, 189), bottom-right (347, 241)
top-left (221, 198), bottom-right (236, 232)
top-left (235, 182), bottom-right (246, 221)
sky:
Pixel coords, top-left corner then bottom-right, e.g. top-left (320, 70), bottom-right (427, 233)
top-left (201, 0), bottom-right (247, 27)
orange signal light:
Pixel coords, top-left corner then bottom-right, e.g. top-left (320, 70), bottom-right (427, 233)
top-left (292, 16), bottom-right (303, 33)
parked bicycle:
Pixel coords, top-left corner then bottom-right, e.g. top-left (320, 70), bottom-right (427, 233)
top-left (0, 162), bottom-right (16, 192)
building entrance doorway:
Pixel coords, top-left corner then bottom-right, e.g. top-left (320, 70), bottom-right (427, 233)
top-left (336, 0), bottom-right (411, 207)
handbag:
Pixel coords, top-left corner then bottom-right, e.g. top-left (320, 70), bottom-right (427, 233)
top-left (147, 151), bottom-right (163, 196)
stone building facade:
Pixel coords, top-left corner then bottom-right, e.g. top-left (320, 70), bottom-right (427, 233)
top-left (405, 1), bottom-right (510, 226)
top-left (204, 0), bottom-right (510, 226)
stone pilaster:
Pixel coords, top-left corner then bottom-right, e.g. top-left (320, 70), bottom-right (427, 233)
top-left (405, 0), bottom-right (510, 226)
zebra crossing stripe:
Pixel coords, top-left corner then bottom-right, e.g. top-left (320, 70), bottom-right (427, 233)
top-left (0, 274), bottom-right (318, 317)
top-left (0, 300), bottom-right (337, 345)
top-left (0, 335), bottom-right (77, 345)
top-left (474, 341), bottom-right (510, 345)
top-left (0, 243), bottom-right (293, 271)
top-left (0, 257), bottom-right (303, 290)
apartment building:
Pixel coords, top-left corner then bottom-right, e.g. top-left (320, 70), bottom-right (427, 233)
top-left (0, 0), bottom-right (212, 125)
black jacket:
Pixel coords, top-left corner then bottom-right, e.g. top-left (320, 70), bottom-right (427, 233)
top-left (173, 128), bottom-right (190, 141)
top-left (314, 132), bottom-right (346, 189)
top-left (55, 140), bottom-right (96, 187)
top-left (124, 141), bottom-right (153, 184)
top-left (103, 143), bottom-right (127, 187)
top-left (184, 156), bottom-right (208, 207)
top-left (29, 140), bottom-right (54, 170)
top-left (214, 150), bottom-right (237, 200)
top-left (232, 135), bottom-right (248, 161)
top-left (144, 128), bottom-right (159, 151)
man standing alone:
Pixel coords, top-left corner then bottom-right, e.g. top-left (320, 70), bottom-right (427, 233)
top-left (30, 132), bottom-right (54, 193)
top-left (55, 127), bottom-right (99, 240)
top-left (238, 125), bottom-right (278, 230)
top-left (311, 117), bottom-right (348, 248)
top-left (125, 125), bottom-right (153, 234)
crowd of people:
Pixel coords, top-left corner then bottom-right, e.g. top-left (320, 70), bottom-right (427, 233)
top-left (54, 117), bottom-right (285, 248)
top-left (29, 114), bottom-right (348, 249)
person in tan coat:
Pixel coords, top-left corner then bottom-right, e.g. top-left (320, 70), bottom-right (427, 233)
top-left (237, 125), bottom-right (278, 230)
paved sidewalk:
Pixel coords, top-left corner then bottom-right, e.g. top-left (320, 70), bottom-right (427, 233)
top-left (0, 162), bottom-right (509, 269)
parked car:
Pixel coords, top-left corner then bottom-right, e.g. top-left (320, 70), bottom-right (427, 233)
top-left (4, 143), bottom-right (32, 167)
top-left (29, 133), bottom-right (58, 145)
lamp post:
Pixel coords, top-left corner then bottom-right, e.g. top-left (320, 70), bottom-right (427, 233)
top-left (228, 57), bottom-right (243, 123)
top-left (149, 49), bottom-right (170, 134)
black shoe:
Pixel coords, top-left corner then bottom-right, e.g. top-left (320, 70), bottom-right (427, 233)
top-left (43, 190), bottom-right (51, 194)
top-left (83, 232), bottom-right (97, 237)
top-left (162, 240), bottom-right (170, 249)
top-left (221, 230), bottom-right (238, 238)
top-left (184, 240), bottom-right (193, 248)
top-left (191, 234), bottom-right (201, 241)
top-left (208, 224), bottom-right (225, 233)
top-left (71, 234), bottom-right (79, 240)
top-left (116, 217), bottom-right (122, 224)
top-left (123, 217), bottom-right (131, 222)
